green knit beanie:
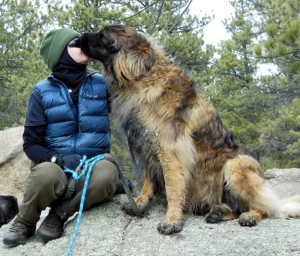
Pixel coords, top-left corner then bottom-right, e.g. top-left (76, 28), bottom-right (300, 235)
top-left (40, 28), bottom-right (80, 71)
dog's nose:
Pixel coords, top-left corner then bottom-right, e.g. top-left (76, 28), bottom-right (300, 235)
top-left (68, 39), bottom-right (80, 48)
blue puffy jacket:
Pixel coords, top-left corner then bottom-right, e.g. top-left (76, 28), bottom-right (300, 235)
top-left (34, 70), bottom-right (110, 158)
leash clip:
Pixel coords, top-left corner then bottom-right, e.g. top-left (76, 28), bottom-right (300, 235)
top-left (64, 179), bottom-right (76, 199)
top-left (64, 165), bottom-right (84, 200)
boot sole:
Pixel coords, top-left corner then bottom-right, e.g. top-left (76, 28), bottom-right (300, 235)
top-left (3, 230), bottom-right (35, 246)
top-left (3, 237), bottom-right (26, 246)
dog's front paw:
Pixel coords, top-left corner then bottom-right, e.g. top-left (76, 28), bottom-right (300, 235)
top-left (121, 202), bottom-right (147, 216)
top-left (238, 213), bottom-right (258, 227)
top-left (121, 202), bottom-right (137, 216)
top-left (157, 219), bottom-right (184, 235)
top-left (205, 207), bottom-right (224, 223)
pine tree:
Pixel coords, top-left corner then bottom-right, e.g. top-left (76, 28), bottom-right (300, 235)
top-left (207, 0), bottom-right (266, 159)
top-left (249, 0), bottom-right (300, 167)
top-left (261, 98), bottom-right (300, 167)
top-left (0, 0), bottom-right (51, 129)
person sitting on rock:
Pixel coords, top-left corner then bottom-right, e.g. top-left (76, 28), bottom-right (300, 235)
top-left (3, 28), bottom-right (133, 246)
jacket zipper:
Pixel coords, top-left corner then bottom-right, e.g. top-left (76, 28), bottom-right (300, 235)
top-left (49, 72), bottom-right (95, 154)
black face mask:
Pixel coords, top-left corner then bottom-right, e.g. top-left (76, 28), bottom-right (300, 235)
top-left (52, 46), bottom-right (87, 104)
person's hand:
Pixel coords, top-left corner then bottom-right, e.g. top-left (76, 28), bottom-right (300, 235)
top-left (56, 154), bottom-right (83, 170)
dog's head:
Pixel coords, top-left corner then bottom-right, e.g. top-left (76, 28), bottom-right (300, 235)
top-left (79, 24), bottom-right (156, 86)
top-left (0, 196), bottom-right (19, 227)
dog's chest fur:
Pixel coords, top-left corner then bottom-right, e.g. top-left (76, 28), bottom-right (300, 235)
top-left (110, 86), bottom-right (165, 185)
top-left (110, 84), bottom-right (220, 201)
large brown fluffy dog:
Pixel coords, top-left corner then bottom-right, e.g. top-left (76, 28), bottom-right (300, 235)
top-left (78, 24), bottom-right (300, 235)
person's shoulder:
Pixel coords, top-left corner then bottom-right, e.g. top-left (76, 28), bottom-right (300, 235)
top-left (88, 70), bottom-right (106, 84)
top-left (34, 77), bottom-right (51, 90)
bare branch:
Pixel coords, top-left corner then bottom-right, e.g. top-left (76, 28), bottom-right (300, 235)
top-left (152, 0), bottom-right (159, 24)
top-left (161, 0), bottom-right (193, 40)
top-left (149, 0), bottom-right (165, 35)
top-left (119, 2), bottom-right (155, 21)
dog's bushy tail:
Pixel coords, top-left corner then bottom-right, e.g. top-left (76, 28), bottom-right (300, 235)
top-left (279, 195), bottom-right (300, 218)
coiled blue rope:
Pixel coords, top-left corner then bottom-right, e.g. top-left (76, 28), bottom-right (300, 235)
top-left (64, 154), bottom-right (105, 256)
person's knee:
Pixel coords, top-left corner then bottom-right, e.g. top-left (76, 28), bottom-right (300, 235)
top-left (29, 162), bottom-right (67, 189)
top-left (89, 160), bottom-right (119, 194)
top-left (73, 160), bottom-right (119, 209)
top-left (95, 160), bottom-right (119, 183)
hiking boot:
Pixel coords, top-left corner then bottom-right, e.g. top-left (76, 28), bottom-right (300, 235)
top-left (37, 208), bottom-right (67, 242)
top-left (3, 218), bottom-right (36, 246)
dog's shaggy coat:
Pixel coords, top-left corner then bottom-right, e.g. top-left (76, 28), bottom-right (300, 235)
top-left (79, 25), bottom-right (300, 234)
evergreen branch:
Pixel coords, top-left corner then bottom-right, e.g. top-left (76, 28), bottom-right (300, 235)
top-left (171, 0), bottom-right (191, 13)
top-left (285, 153), bottom-right (295, 162)
top-left (181, 61), bottom-right (209, 66)
top-left (220, 71), bottom-right (243, 80)
top-left (136, 0), bottom-right (147, 8)
top-left (246, 0), bottom-right (273, 15)
top-left (0, 85), bottom-right (10, 89)
top-left (257, 49), bottom-right (300, 60)
top-left (272, 35), bottom-right (299, 48)
top-left (0, 112), bottom-right (12, 122)
top-left (174, 20), bottom-right (209, 33)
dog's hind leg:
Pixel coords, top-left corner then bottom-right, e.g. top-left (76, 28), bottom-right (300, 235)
top-left (205, 206), bottom-right (239, 223)
top-left (223, 155), bottom-right (281, 227)
top-left (122, 172), bottom-right (154, 215)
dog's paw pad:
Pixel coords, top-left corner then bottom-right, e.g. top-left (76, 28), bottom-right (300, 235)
top-left (238, 214), bottom-right (258, 227)
top-left (205, 209), bottom-right (224, 223)
top-left (157, 220), bottom-right (184, 235)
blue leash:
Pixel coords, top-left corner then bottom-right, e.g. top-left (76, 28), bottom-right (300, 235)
top-left (63, 154), bottom-right (105, 256)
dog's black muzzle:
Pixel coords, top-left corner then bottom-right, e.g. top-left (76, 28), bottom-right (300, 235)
top-left (68, 38), bottom-right (81, 48)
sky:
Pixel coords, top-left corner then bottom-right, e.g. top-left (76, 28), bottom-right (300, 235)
top-left (189, 0), bottom-right (234, 46)
top-left (188, 0), bottom-right (275, 75)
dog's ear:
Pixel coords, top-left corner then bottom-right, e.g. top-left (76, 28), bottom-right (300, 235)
top-left (107, 26), bottom-right (156, 72)
top-left (225, 133), bottom-right (238, 149)
top-left (103, 25), bottom-right (141, 54)
top-left (113, 35), bottom-right (156, 85)
top-left (131, 36), bottom-right (156, 71)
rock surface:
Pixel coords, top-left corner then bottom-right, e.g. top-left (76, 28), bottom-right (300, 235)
top-left (265, 168), bottom-right (300, 199)
top-left (0, 127), bottom-right (300, 255)
top-left (0, 127), bottom-right (30, 200)
top-left (1, 194), bottom-right (300, 256)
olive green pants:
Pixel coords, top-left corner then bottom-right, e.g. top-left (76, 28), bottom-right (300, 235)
top-left (17, 155), bottom-right (119, 225)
